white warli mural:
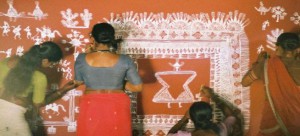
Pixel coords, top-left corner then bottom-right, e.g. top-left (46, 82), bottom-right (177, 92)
top-left (254, 1), bottom-right (271, 15)
top-left (0, 21), bottom-right (10, 36)
top-left (61, 29), bottom-right (90, 60)
top-left (290, 12), bottom-right (300, 26)
top-left (0, 0), bottom-right (298, 135)
top-left (271, 6), bottom-right (287, 22)
top-left (34, 26), bottom-right (62, 42)
top-left (15, 45), bottom-right (24, 56)
top-left (153, 59), bottom-right (198, 108)
top-left (0, 21), bottom-right (63, 44)
top-left (262, 20), bottom-right (270, 30)
top-left (43, 89), bottom-right (83, 134)
top-left (253, 1), bottom-right (299, 54)
top-left (101, 11), bottom-right (250, 135)
top-left (0, 0), bottom-right (48, 21)
top-left (266, 28), bottom-right (284, 51)
top-left (0, 48), bottom-right (12, 57)
top-left (257, 45), bottom-right (265, 54)
top-left (61, 8), bottom-right (92, 29)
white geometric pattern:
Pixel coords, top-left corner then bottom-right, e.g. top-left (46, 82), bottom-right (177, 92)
top-left (104, 11), bottom-right (250, 134)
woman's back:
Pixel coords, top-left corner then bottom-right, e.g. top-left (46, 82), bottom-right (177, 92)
top-left (85, 51), bottom-right (119, 67)
top-left (75, 53), bottom-right (141, 90)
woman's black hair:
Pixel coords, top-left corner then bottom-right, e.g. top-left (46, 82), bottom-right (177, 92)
top-left (189, 101), bottom-right (220, 134)
top-left (91, 22), bottom-right (122, 50)
top-left (3, 41), bottom-right (63, 96)
top-left (276, 32), bottom-right (300, 51)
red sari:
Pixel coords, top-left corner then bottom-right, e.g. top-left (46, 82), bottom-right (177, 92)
top-left (77, 93), bottom-right (132, 136)
top-left (259, 56), bottom-right (300, 136)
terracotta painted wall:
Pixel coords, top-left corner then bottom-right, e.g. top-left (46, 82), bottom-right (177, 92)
top-left (0, 0), bottom-right (299, 136)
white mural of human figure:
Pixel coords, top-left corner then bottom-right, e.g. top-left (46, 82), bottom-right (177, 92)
top-left (45, 28), bottom-right (62, 41)
top-left (33, 26), bottom-right (62, 43)
top-left (257, 45), bottom-right (264, 54)
top-left (0, 21), bottom-right (10, 36)
top-left (28, 1), bottom-right (48, 20)
top-left (3, 0), bottom-right (25, 21)
top-left (254, 1), bottom-right (271, 15)
top-left (23, 26), bottom-right (32, 39)
top-left (0, 48), bottom-right (12, 58)
top-left (32, 36), bottom-right (43, 45)
top-left (59, 59), bottom-right (73, 80)
top-left (262, 20), bottom-right (270, 30)
top-left (12, 25), bottom-right (21, 39)
top-left (16, 46), bottom-right (24, 56)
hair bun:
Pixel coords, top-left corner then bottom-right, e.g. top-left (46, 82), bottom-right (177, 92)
top-left (276, 32), bottom-right (300, 51)
top-left (98, 33), bottom-right (113, 43)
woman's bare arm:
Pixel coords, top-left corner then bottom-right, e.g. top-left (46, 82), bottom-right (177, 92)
top-left (241, 52), bottom-right (268, 87)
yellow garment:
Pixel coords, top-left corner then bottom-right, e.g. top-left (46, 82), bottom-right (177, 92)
top-left (0, 58), bottom-right (47, 104)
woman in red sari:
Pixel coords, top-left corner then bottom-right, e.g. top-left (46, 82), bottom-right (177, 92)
top-left (242, 32), bottom-right (300, 136)
top-left (74, 23), bottom-right (143, 136)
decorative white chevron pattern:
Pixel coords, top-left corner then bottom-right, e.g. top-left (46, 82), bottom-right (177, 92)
top-left (103, 11), bottom-right (250, 134)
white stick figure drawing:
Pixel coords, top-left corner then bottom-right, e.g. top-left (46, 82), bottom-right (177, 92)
top-left (12, 25), bottom-right (21, 39)
top-left (262, 20), bottom-right (269, 30)
top-left (31, 36), bottom-right (43, 45)
top-left (59, 60), bottom-right (73, 80)
top-left (0, 21), bottom-right (10, 36)
top-left (254, 1), bottom-right (271, 15)
top-left (61, 67), bottom-right (72, 80)
top-left (3, 0), bottom-right (25, 21)
top-left (16, 46), bottom-right (24, 56)
top-left (257, 45), bottom-right (264, 54)
top-left (34, 26), bottom-right (62, 41)
top-left (46, 29), bottom-right (62, 41)
top-left (23, 26), bottom-right (32, 39)
top-left (27, 1), bottom-right (48, 20)
top-left (0, 48), bottom-right (12, 58)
